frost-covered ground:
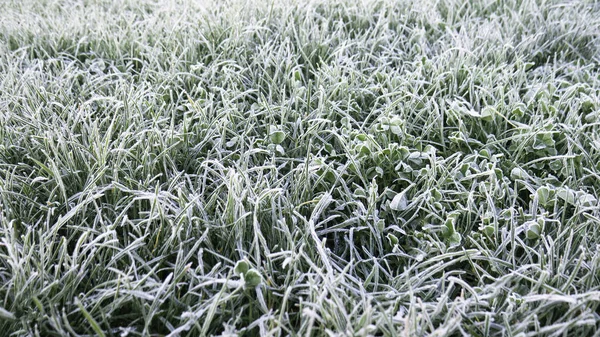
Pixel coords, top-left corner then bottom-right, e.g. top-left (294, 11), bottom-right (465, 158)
top-left (1, 0), bottom-right (600, 336)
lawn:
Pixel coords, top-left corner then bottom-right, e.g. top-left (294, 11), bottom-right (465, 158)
top-left (1, 0), bottom-right (600, 336)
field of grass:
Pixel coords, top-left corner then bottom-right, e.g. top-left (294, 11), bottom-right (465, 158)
top-left (1, 0), bottom-right (600, 336)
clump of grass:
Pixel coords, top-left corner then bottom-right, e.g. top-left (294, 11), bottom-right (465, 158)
top-left (1, 0), bottom-right (600, 336)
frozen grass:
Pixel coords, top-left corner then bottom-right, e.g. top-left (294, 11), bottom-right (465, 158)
top-left (1, 0), bottom-right (600, 335)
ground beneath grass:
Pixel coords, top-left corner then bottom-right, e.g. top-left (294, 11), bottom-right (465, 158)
top-left (1, 0), bottom-right (600, 336)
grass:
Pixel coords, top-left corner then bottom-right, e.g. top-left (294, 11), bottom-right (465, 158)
top-left (1, 0), bottom-right (600, 335)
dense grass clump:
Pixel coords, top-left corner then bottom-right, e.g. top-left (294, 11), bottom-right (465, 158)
top-left (1, 0), bottom-right (600, 336)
